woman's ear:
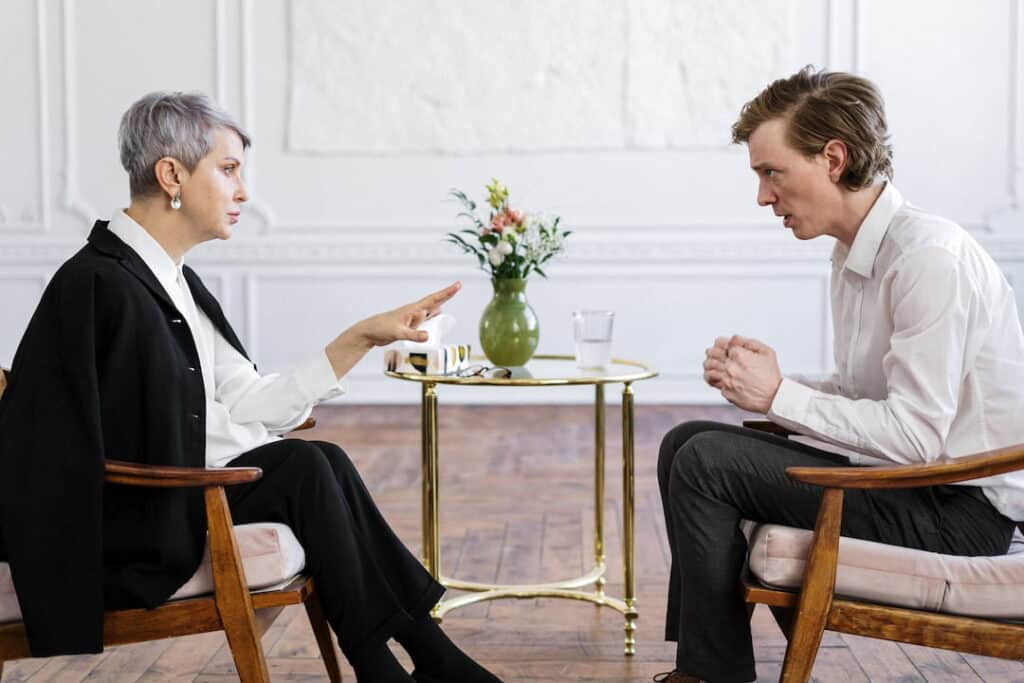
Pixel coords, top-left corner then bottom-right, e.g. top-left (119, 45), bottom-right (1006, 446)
top-left (822, 139), bottom-right (848, 184)
top-left (153, 156), bottom-right (186, 201)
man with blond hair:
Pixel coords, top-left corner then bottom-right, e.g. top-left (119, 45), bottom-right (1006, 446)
top-left (655, 66), bottom-right (1024, 682)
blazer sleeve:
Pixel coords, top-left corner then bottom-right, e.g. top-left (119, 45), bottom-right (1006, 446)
top-left (0, 265), bottom-right (108, 655)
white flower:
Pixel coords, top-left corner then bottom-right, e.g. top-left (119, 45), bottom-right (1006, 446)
top-left (488, 248), bottom-right (505, 266)
top-left (497, 240), bottom-right (513, 255)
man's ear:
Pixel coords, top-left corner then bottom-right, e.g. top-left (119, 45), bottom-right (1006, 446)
top-left (153, 156), bottom-right (186, 200)
top-left (822, 139), bottom-right (848, 184)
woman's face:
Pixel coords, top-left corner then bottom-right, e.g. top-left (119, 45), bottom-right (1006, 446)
top-left (179, 127), bottom-right (248, 242)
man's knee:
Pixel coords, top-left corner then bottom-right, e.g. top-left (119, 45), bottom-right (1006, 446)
top-left (668, 430), bottom-right (734, 490)
top-left (658, 420), bottom-right (729, 487)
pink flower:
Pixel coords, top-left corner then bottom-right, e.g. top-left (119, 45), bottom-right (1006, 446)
top-left (506, 208), bottom-right (524, 225)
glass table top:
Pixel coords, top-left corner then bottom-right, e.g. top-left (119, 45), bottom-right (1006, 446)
top-left (384, 354), bottom-right (657, 386)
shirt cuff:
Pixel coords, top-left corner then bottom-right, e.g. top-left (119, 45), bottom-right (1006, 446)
top-left (294, 350), bottom-right (346, 403)
top-left (767, 377), bottom-right (814, 432)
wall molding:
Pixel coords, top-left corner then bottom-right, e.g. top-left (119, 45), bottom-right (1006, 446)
top-left (36, 0), bottom-right (51, 231)
top-left (825, 0), bottom-right (862, 73)
top-left (5, 224), bottom-right (1024, 266)
top-left (2, 0), bottom-right (50, 232)
top-left (60, 0), bottom-right (97, 225)
top-left (1011, 0), bottom-right (1023, 211)
top-left (214, 0), bottom-right (228, 105)
top-left (238, 0), bottom-right (277, 232)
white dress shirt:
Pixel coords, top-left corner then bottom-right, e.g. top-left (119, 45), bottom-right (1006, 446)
top-left (108, 210), bottom-right (345, 468)
top-left (768, 184), bottom-right (1024, 521)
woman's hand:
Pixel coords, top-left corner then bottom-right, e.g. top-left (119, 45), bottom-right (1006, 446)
top-left (348, 282), bottom-right (461, 348)
top-left (325, 282), bottom-right (462, 378)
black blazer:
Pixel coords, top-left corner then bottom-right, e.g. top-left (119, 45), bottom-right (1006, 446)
top-left (0, 221), bottom-right (252, 656)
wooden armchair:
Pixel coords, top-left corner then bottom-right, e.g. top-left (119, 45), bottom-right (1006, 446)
top-left (741, 420), bottom-right (1024, 682)
top-left (0, 414), bottom-right (340, 683)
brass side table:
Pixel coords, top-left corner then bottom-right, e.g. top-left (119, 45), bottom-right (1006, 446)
top-left (385, 354), bottom-right (657, 655)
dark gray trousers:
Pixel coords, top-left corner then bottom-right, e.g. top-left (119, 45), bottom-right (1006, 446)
top-left (657, 420), bottom-right (1015, 683)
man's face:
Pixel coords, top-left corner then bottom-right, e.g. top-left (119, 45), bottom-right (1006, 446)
top-left (180, 127), bottom-right (248, 242)
top-left (747, 118), bottom-right (837, 241)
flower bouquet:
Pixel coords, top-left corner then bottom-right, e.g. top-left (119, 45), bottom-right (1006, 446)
top-left (445, 179), bottom-right (571, 365)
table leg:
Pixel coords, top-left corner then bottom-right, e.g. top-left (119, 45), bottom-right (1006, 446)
top-left (594, 384), bottom-right (606, 597)
top-left (621, 382), bottom-right (637, 656)
top-left (421, 383), bottom-right (441, 619)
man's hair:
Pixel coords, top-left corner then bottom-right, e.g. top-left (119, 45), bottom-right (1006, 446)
top-left (118, 91), bottom-right (251, 198)
top-left (731, 66), bottom-right (893, 191)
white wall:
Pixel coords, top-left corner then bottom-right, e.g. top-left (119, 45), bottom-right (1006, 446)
top-left (2, 0), bottom-right (1024, 404)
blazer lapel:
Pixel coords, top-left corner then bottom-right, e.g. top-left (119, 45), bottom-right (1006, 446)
top-left (87, 220), bottom-right (178, 313)
top-left (87, 220), bottom-right (254, 368)
top-left (183, 266), bottom-right (253, 365)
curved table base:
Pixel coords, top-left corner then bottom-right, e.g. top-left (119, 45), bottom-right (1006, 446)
top-left (433, 564), bottom-right (639, 655)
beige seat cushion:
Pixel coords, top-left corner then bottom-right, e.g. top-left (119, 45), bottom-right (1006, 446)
top-left (747, 522), bottom-right (1024, 619)
top-left (0, 522), bottom-right (305, 624)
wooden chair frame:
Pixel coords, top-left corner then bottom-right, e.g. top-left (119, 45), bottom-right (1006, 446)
top-left (0, 417), bottom-right (341, 683)
top-left (742, 420), bottom-right (1024, 682)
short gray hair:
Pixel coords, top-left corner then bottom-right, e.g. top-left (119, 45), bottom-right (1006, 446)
top-left (118, 91), bottom-right (251, 198)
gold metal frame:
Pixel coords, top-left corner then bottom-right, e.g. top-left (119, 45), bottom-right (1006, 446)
top-left (387, 355), bottom-right (656, 656)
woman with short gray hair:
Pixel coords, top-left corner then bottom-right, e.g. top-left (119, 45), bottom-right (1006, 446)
top-left (0, 91), bottom-right (502, 683)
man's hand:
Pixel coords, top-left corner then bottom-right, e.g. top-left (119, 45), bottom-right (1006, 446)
top-left (702, 336), bottom-right (731, 389)
top-left (0, 368), bottom-right (7, 400)
top-left (711, 335), bottom-right (783, 414)
top-left (326, 282), bottom-right (462, 379)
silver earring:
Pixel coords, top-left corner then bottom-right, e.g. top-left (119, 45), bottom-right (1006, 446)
top-left (170, 193), bottom-right (182, 210)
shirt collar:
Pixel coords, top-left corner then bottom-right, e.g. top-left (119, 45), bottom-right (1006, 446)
top-left (107, 209), bottom-right (185, 295)
top-left (831, 182), bottom-right (903, 278)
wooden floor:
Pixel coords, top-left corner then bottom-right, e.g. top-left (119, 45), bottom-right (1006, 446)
top-left (5, 404), bottom-right (1024, 682)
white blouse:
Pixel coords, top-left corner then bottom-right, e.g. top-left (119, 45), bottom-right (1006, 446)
top-left (108, 210), bottom-right (344, 468)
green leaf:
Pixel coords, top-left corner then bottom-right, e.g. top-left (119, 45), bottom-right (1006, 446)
top-left (449, 189), bottom-right (477, 212)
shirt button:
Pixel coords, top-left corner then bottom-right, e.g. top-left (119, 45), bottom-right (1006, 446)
top-left (171, 318), bottom-right (183, 324)
top-left (188, 367), bottom-right (196, 372)
top-left (191, 413), bottom-right (200, 420)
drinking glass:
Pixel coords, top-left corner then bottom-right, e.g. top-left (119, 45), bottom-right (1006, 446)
top-left (572, 310), bottom-right (614, 369)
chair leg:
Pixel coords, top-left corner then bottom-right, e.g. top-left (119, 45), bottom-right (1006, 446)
top-left (305, 590), bottom-right (343, 682)
top-left (779, 488), bottom-right (844, 683)
top-left (222, 609), bottom-right (272, 683)
top-left (205, 486), bottom-right (272, 683)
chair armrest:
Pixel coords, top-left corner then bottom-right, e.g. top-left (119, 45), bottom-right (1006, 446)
top-left (787, 442), bottom-right (1024, 489)
top-left (104, 414), bottom-right (313, 487)
top-left (743, 420), bottom-right (797, 438)
top-left (105, 460), bottom-right (262, 488)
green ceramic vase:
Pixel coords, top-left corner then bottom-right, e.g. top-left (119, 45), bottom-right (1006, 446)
top-left (479, 278), bottom-right (539, 366)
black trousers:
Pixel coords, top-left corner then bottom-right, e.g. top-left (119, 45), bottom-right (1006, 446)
top-left (657, 420), bottom-right (1016, 683)
top-left (225, 438), bottom-right (444, 661)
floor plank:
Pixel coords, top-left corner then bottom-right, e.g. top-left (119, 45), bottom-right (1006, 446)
top-left (5, 404), bottom-right (1022, 682)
